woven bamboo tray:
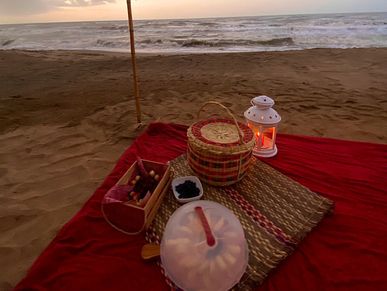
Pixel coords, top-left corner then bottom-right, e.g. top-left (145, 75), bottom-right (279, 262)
top-left (145, 154), bottom-right (334, 290)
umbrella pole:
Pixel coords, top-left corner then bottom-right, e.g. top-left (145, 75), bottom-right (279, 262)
top-left (126, 0), bottom-right (142, 124)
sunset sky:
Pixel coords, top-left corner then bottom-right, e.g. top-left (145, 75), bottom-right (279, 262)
top-left (1, 0), bottom-right (387, 24)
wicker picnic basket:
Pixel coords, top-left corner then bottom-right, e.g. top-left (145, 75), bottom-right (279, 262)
top-left (187, 101), bottom-right (255, 186)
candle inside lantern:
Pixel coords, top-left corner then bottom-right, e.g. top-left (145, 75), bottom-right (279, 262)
top-left (250, 125), bottom-right (274, 150)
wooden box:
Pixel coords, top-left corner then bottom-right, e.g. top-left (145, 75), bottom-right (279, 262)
top-left (102, 159), bottom-right (171, 234)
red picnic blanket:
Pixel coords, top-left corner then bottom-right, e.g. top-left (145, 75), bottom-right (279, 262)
top-left (15, 122), bottom-right (387, 291)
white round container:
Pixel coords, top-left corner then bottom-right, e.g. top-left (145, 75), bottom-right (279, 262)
top-left (160, 200), bottom-right (248, 291)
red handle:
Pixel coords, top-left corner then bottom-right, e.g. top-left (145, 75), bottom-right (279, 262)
top-left (195, 206), bottom-right (216, 247)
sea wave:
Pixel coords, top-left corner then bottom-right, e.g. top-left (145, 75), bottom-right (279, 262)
top-left (176, 37), bottom-right (295, 47)
top-left (96, 39), bottom-right (127, 48)
top-left (1, 13), bottom-right (386, 53)
top-left (197, 22), bottom-right (219, 27)
top-left (2, 39), bottom-right (15, 46)
top-left (140, 39), bottom-right (163, 44)
top-left (101, 25), bottom-right (128, 31)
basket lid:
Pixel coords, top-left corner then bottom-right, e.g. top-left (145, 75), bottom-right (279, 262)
top-left (188, 118), bottom-right (254, 153)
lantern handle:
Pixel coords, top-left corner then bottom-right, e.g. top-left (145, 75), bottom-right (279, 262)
top-left (197, 101), bottom-right (245, 145)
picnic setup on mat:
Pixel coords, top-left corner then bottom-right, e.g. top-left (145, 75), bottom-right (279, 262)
top-left (14, 97), bottom-right (387, 290)
top-left (101, 97), bottom-right (334, 290)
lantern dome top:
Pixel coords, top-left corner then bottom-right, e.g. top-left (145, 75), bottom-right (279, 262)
top-left (251, 95), bottom-right (274, 109)
top-left (244, 95), bottom-right (281, 125)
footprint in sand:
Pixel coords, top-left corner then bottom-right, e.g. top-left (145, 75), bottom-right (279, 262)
top-left (185, 113), bottom-right (195, 120)
top-left (0, 168), bottom-right (7, 178)
top-left (221, 102), bottom-right (233, 108)
top-left (163, 113), bottom-right (180, 120)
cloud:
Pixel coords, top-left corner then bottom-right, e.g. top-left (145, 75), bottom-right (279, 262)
top-left (60, 0), bottom-right (116, 7)
top-left (0, 0), bottom-right (116, 16)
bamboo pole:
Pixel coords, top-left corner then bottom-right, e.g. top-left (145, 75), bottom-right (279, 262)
top-left (126, 0), bottom-right (142, 124)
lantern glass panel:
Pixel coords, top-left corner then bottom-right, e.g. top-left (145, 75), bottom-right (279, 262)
top-left (247, 122), bottom-right (260, 145)
top-left (261, 127), bottom-right (275, 151)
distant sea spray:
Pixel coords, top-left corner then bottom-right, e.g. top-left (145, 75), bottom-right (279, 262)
top-left (1, 13), bottom-right (387, 53)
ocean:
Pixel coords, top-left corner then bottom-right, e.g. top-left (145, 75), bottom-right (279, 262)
top-left (1, 12), bottom-right (387, 53)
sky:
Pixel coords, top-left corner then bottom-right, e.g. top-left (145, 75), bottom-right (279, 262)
top-left (0, 0), bottom-right (387, 24)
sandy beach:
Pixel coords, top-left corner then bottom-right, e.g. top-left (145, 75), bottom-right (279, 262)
top-left (1, 48), bottom-right (387, 289)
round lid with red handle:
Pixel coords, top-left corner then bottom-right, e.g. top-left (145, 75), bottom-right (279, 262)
top-left (160, 200), bottom-right (249, 291)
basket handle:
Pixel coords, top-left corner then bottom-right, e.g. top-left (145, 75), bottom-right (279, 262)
top-left (198, 101), bottom-right (244, 145)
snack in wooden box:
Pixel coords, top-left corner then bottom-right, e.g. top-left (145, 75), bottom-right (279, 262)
top-left (102, 158), bottom-right (171, 234)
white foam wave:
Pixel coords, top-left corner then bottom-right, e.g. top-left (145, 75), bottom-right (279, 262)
top-left (1, 13), bottom-right (387, 53)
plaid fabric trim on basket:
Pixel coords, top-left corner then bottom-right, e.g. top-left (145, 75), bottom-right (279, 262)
top-left (145, 154), bottom-right (334, 290)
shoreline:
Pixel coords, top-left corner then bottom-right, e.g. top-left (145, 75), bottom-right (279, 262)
top-left (0, 47), bottom-right (386, 290)
top-left (2, 46), bottom-right (387, 56)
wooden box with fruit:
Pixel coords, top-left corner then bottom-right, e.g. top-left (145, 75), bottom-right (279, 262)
top-left (102, 157), bottom-right (171, 234)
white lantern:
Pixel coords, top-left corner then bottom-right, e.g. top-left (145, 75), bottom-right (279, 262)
top-left (244, 96), bottom-right (281, 158)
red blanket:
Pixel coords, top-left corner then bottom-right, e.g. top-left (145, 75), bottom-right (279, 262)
top-left (15, 123), bottom-right (387, 291)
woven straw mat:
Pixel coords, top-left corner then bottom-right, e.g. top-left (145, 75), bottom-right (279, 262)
top-left (145, 154), bottom-right (334, 290)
